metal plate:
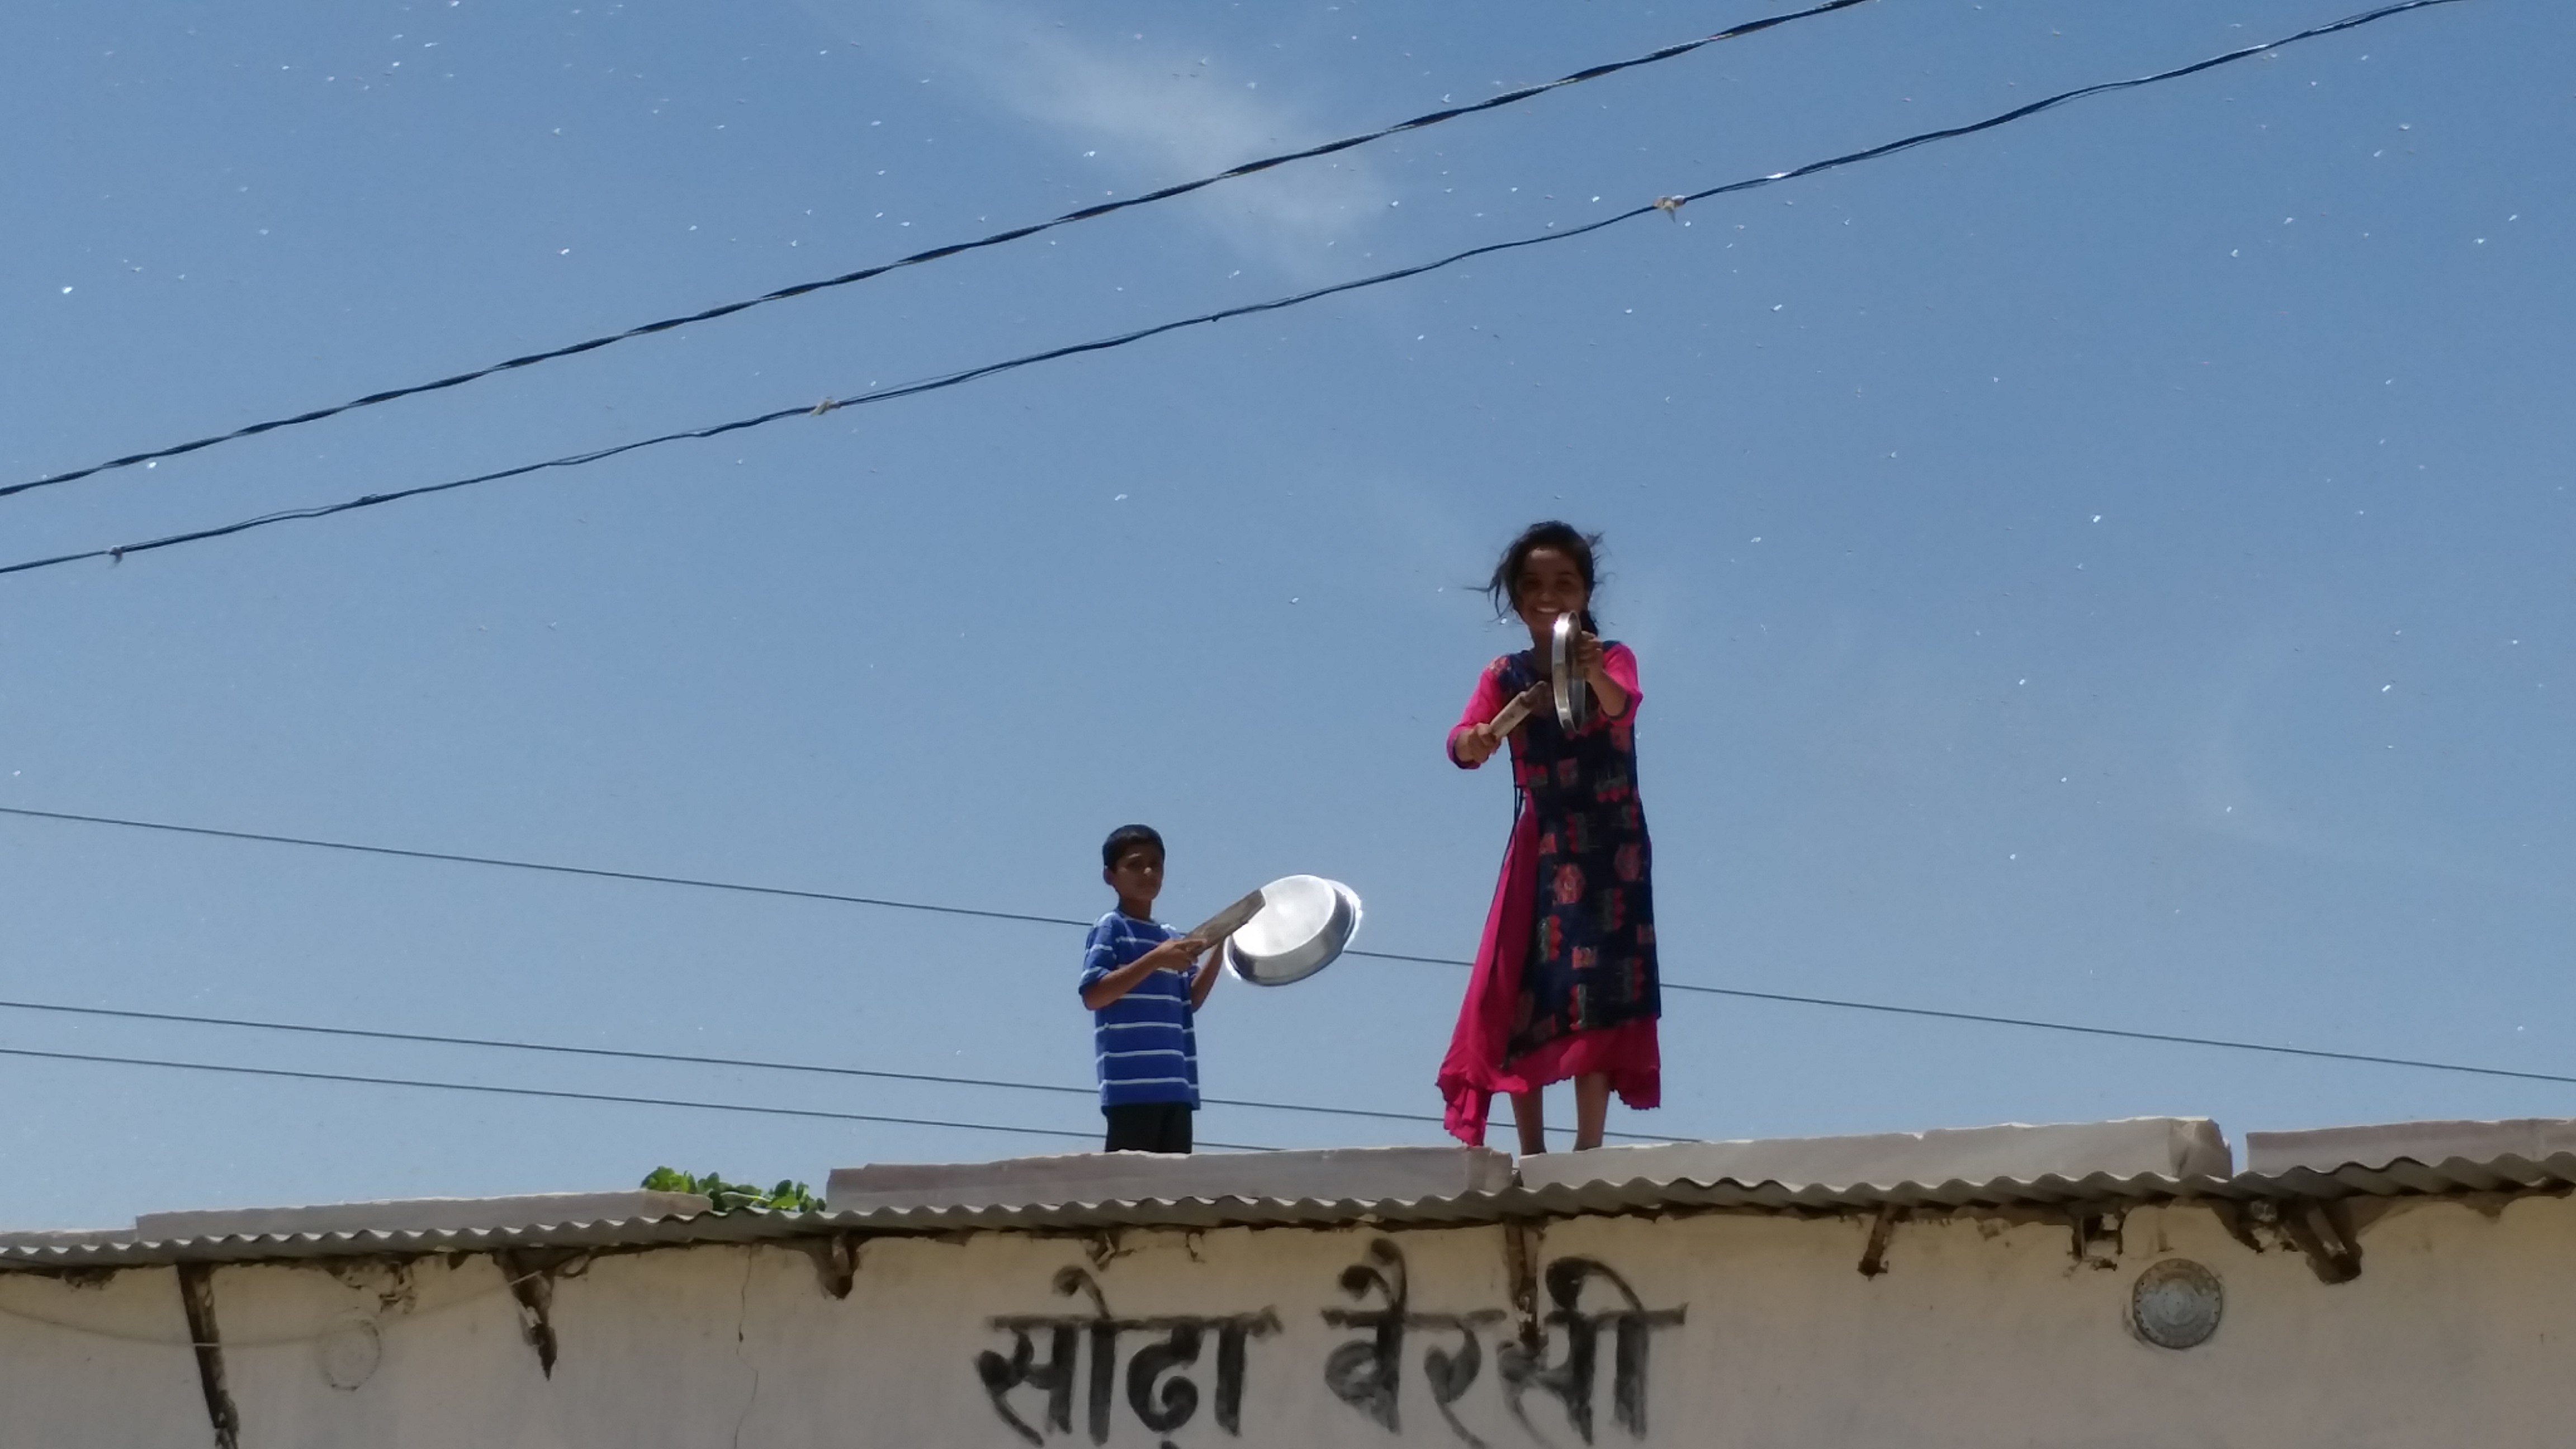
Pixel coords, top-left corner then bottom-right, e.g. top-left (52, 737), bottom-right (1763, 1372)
top-left (2130, 1258), bottom-right (2223, 1349)
top-left (1224, 875), bottom-right (1363, 987)
top-left (1551, 613), bottom-right (1589, 731)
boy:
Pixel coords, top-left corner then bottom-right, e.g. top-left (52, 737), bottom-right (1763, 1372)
top-left (1081, 824), bottom-right (1225, 1154)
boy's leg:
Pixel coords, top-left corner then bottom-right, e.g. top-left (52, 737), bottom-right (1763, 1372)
top-left (1105, 1105), bottom-right (1156, 1153)
top-left (1106, 1103), bottom-right (1193, 1154)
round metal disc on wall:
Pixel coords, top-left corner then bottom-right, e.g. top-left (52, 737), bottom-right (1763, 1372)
top-left (316, 1315), bottom-right (383, 1390)
top-left (2129, 1258), bottom-right (2223, 1350)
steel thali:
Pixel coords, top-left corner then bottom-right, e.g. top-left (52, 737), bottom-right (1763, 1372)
top-left (1222, 875), bottom-right (1364, 987)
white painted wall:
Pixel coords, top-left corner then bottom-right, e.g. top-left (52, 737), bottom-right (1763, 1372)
top-left (3, 1195), bottom-right (2569, 1447)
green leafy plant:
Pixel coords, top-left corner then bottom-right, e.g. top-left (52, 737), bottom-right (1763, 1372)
top-left (641, 1167), bottom-right (826, 1214)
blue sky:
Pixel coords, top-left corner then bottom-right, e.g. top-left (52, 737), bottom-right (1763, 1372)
top-left (1, 0), bottom-right (2567, 1227)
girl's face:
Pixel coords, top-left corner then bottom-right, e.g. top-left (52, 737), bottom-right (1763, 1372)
top-left (1513, 546), bottom-right (1590, 640)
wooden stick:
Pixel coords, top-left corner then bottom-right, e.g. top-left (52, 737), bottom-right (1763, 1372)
top-left (1186, 888), bottom-right (1267, 945)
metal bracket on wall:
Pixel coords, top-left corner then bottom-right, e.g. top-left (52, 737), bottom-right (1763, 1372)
top-left (493, 1248), bottom-right (588, 1377)
top-left (1501, 1218), bottom-right (1543, 1348)
top-left (1857, 1206), bottom-right (1907, 1278)
top-left (798, 1232), bottom-right (860, 1300)
top-left (175, 1261), bottom-right (243, 1449)
top-left (2280, 1200), bottom-right (2365, 1285)
top-left (2211, 1197), bottom-right (2367, 1285)
top-left (2068, 1207), bottom-right (2127, 1271)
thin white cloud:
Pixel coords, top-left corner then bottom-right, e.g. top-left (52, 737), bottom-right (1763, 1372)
top-left (876, 0), bottom-right (1390, 271)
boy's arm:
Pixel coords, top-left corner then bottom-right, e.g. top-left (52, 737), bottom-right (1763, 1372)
top-left (1081, 936), bottom-right (1208, 1011)
top-left (1188, 935), bottom-right (1228, 1011)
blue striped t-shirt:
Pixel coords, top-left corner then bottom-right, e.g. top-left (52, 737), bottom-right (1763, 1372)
top-left (1080, 911), bottom-right (1200, 1109)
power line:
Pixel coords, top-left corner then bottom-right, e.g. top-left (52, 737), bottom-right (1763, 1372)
top-left (0, 805), bottom-right (1680, 1143)
top-left (0, 795), bottom-right (1446, 967)
top-left (0, 804), bottom-right (1085, 930)
top-left (2, 0), bottom-right (1881, 500)
top-left (0, 0), bottom-right (2466, 582)
top-left (0, 989), bottom-right (1682, 1145)
top-left (7, 799), bottom-right (2569, 1093)
top-left (0, 1043), bottom-right (1275, 1152)
top-left (1662, 982), bottom-right (2576, 1090)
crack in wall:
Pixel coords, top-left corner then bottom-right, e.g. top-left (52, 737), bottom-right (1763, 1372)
top-left (731, 1251), bottom-right (761, 1449)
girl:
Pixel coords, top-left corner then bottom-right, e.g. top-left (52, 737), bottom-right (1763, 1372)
top-left (1437, 522), bottom-right (1660, 1153)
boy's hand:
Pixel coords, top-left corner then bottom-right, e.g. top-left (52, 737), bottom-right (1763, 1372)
top-left (1190, 932), bottom-right (1228, 1010)
top-left (1146, 936), bottom-right (1210, 971)
top-left (1083, 934), bottom-right (1210, 1010)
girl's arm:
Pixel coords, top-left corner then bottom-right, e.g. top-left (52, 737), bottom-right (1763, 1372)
top-left (1447, 660), bottom-right (1510, 768)
top-left (1574, 638), bottom-right (1640, 722)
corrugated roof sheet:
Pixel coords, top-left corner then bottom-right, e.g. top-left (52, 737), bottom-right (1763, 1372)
top-left (8, 1154), bottom-right (2574, 1271)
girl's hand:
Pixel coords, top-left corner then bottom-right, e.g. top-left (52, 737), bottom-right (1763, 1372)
top-left (1574, 631), bottom-right (1608, 688)
top-left (1454, 723), bottom-right (1502, 766)
top-left (1575, 633), bottom-right (1631, 719)
top-left (1458, 682), bottom-right (1549, 765)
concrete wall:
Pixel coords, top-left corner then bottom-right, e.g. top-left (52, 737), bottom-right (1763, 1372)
top-left (5, 1192), bottom-right (2574, 1447)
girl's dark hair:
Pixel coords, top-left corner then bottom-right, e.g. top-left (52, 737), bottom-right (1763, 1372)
top-left (1102, 823), bottom-right (1165, 870)
top-left (1485, 520), bottom-right (1603, 636)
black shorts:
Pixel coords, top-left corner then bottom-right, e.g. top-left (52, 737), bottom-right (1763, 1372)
top-left (1103, 1101), bottom-right (1194, 1154)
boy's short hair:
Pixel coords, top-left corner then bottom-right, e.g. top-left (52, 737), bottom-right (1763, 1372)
top-left (1101, 823), bottom-right (1164, 870)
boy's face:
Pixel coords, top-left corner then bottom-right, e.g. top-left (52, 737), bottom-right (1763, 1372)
top-left (1105, 845), bottom-right (1165, 907)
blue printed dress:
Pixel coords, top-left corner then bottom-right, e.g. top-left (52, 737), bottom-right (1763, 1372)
top-left (1437, 642), bottom-right (1661, 1144)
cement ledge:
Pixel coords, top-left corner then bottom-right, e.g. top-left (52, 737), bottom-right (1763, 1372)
top-left (2246, 1119), bottom-right (2576, 1176)
top-left (1518, 1116), bottom-right (2233, 1192)
top-left (128, 1190), bottom-right (714, 1243)
top-left (828, 1145), bottom-right (1515, 1213)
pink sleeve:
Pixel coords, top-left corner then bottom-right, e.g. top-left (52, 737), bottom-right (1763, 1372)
top-left (1597, 642), bottom-right (1642, 721)
top-left (1445, 659), bottom-right (1510, 769)
top-left (1566, 643), bottom-right (1642, 735)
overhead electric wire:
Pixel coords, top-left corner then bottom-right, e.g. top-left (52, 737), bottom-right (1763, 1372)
top-left (2, 0), bottom-right (1883, 500)
top-left (6, 799), bottom-right (2567, 1094)
top-left (0, 1043), bottom-right (1276, 1151)
top-left (0, 0), bottom-right (2467, 582)
top-left (0, 804), bottom-right (1084, 930)
top-left (0, 988), bottom-right (1681, 1144)
top-left (0, 799), bottom-right (1499, 969)
top-left (0, 804), bottom-right (1683, 1143)
top-left (1653, 982), bottom-right (2576, 1088)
